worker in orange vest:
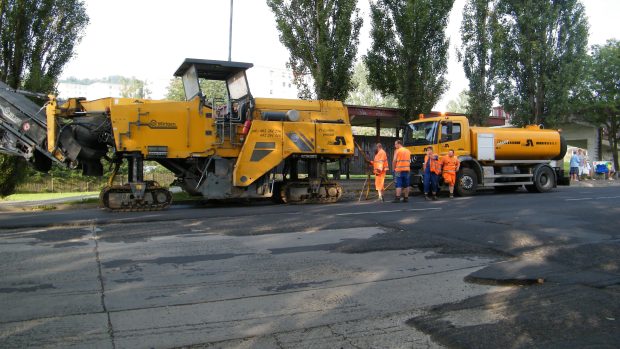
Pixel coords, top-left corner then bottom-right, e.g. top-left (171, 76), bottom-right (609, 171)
top-left (371, 143), bottom-right (389, 201)
top-left (440, 149), bottom-right (460, 198)
top-left (423, 147), bottom-right (441, 200)
top-left (392, 140), bottom-right (411, 202)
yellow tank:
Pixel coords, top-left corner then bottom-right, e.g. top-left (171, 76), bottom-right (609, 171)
top-left (470, 125), bottom-right (566, 160)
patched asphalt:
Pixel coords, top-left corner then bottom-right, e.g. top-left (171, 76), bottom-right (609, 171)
top-left (0, 185), bottom-right (619, 348)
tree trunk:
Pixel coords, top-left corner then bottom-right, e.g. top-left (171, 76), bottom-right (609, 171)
top-left (609, 124), bottom-right (619, 178)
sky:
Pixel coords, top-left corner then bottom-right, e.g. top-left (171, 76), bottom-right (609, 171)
top-left (61, 0), bottom-right (620, 110)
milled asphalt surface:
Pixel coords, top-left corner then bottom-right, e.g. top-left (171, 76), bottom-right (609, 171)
top-left (0, 184), bottom-right (619, 348)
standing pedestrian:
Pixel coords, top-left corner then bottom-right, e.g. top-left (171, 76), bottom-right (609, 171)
top-left (569, 150), bottom-right (580, 182)
top-left (392, 140), bottom-right (411, 203)
top-left (423, 147), bottom-right (441, 200)
top-left (371, 143), bottom-right (389, 201)
top-left (578, 149), bottom-right (588, 180)
top-left (440, 149), bottom-right (460, 198)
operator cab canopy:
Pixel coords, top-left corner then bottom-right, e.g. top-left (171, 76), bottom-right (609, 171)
top-left (174, 58), bottom-right (253, 102)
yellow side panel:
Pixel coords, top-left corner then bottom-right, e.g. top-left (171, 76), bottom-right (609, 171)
top-left (253, 98), bottom-right (322, 112)
top-left (315, 123), bottom-right (354, 155)
top-left (80, 97), bottom-right (166, 112)
top-left (282, 122), bottom-right (316, 157)
top-left (233, 120), bottom-right (283, 186)
top-left (110, 99), bottom-right (215, 157)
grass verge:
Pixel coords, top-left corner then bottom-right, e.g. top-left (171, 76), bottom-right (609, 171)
top-left (1, 192), bottom-right (99, 202)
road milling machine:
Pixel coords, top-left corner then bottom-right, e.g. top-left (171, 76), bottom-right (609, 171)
top-left (0, 59), bottom-right (354, 211)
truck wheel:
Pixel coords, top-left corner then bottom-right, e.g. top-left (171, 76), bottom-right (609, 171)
top-left (526, 166), bottom-right (555, 193)
top-left (456, 168), bottom-right (477, 196)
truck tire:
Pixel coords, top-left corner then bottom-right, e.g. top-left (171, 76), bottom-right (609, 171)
top-left (526, 166), bottom-right (555, 193)
top-left (456, 168), bottom-right (477, 196)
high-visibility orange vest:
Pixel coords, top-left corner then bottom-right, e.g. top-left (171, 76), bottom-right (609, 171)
top-left (394, 147), bottom-right (411, 172)
top-left (424, 154), bottom-right (442, 175)
top-left (440, 155), bottom-right (460, 173)
top-left (372, 149), bottom-right (389, 174)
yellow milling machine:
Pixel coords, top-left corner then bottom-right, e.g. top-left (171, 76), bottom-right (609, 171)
top-left (7, 59), bottom-right (355, 211)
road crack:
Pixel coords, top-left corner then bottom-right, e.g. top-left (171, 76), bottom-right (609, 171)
top-left (92, 223), bottom-right (116, 349)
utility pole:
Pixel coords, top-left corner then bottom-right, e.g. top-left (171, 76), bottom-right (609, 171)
top-left (228, 0), bottom-right (233, 61)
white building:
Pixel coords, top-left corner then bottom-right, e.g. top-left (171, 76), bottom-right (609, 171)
top-left (57, 81), bottom-right (122, 100)
top-left (246, 65), bottom-right (298, 99)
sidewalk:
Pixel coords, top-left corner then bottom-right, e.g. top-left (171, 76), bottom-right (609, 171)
top-left (0, 187), bottom-right (184, 212)
top-left (568, 178), bottom-right (620, 187)
top-left (0, 194), bottom-right (99, 212)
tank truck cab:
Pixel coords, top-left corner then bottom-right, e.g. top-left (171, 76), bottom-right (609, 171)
top-left (404, 115), bottom-right (568, 196)
top-left (404, 115), bottom-right (469, 190)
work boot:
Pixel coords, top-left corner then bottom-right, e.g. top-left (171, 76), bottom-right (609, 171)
top-left (392, 197), bottom-right (401, 203)
top-left (403, 197), bottom-right (409, 203)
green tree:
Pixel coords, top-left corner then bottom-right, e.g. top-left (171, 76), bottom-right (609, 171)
top-left (458, 0), bottom-right (495, 126)
top-left (576, 40), bottom-right (620, 175)
top-left (267, 0), bottom-right (362, 100)
top-left (345, 61), bottom-right (398, 107)
top-left (365, 0), bottom-right (454, 120)
top-left (445, 89), bottom-right (470, 115)
top-left (164, 77), bottom-right (227, 101)
top-left (491, 0), bottom-right (589, 126)
top-left (0, 0), bottom-right (89, 197)
top-left (120, 77), bottom-right (151, 99)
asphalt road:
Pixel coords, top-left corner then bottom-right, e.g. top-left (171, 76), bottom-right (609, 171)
top-left (0, 186), bottom-right (619, 348)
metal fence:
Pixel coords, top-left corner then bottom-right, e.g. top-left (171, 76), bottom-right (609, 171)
top-left (16, 173), bottom-right (177, 193)
top-left (15, 136), bottom-right (397, 192)
top-left (346, 135), bottom-right (398, 175)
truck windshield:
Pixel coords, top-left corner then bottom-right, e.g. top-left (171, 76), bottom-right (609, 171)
top-left (404, 121), bottom-right (438, 146)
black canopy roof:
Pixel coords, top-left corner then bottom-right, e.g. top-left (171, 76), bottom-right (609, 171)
top-left (174, 58), bottom-right (253, 80)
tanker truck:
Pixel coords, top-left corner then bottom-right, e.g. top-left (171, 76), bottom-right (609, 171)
top-left (403, 115), bottom-right (568, 196)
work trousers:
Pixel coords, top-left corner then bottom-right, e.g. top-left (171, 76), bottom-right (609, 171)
top-left (374, 172), bottom-right (386, 191)
top-left (423, 170), bottom-right (439, 194)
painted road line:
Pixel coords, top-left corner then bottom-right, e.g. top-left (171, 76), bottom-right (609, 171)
top-left (336, 208), bottom-right (442, 216)
top-left (565, 196), bottom-right (620, 201)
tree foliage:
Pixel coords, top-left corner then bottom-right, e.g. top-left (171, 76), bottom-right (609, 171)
top-left (445, 89), bottom-right (470, 115)
top-left (120, 77), bottom-right (151, 99)
top-left (491, 0), bottom-right (588, 126)
top-left (365, 0), bottom-right (454, 120)
top-left (0, 156), bottom-right (28, 197)
top-left (0, 0), bottom-right (89, 93)
top-left (575, 40), bottom-right (620, 174)
top-left (267, 0), bottom-right (362, 100)
top-left (458, 0), bottom-right (495, 126)
top-left (164, 77), bottom-right (227, 102)
top-left (346, 61), bottom-right (398, 108)
top-left (0, 0), bottom-right (88, 197)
